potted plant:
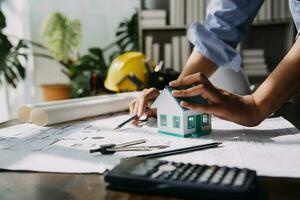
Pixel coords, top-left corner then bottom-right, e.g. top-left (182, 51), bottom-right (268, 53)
top-left (70, 11), bottom-right (140, 97)
top-left (0, 10), bottom-right (27, 88)
top-left (40, 12), bottom-right (82, 101)
top-left (37, 11), bottom-right (139, 100)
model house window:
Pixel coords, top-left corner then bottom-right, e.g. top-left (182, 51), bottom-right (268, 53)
top-left (202, 114), bottom-right (209, 126)
top-left (160, 115), bottom-right (167, 126)
top-left (173, 116), bottom-right (180, 128)
top-left (187, 116), bottom-right (195, 129)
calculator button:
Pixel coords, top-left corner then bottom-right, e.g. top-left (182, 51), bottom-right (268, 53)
top-left (187, 165), bottom-right (205, 182)
top-left (169, 173), bottom-right (179, 181)
top-left (221, 168), bottom-right (238, 186)
top-left (178, 165), bottom-right (197, 181)
top-left (176, 164), bottom-right (192, 179)
top-left (151, 164), bottom-right (176, 179)
top-left (158, 164), bottom-right (176, 172)
top-left (197, 166), bottom-right (217, 183)
top-left (159, 172), bottom-right (172, 180)
top-left (172, 162), bottom-right (184, 168)
top-left (233, 169), bottom-right (248, 187)
top-left (151, 170), bottom-right (164, 179)
top-left (209, 167), bottom-right (227, 184)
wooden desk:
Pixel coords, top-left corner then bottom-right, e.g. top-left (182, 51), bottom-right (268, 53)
top-left (0, 103), bottom-right (300, 200)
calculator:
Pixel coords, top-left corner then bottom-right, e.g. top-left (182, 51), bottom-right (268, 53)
top-left (104, 157), bottom-right (258, 199)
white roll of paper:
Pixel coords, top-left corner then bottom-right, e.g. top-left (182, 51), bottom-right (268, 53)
top-left (27, 92), bottom-right (140, 126)
top-left (17, 92), bottom-right (140, 122)
top-left (17, 94), bottom-right (116, 123)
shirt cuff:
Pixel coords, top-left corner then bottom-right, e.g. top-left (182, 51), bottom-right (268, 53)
top-left (187, 22), bottom-right (242, 72)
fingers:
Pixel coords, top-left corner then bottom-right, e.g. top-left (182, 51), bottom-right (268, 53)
top-left (133, 100), bottom-right (139, 116)
top-left (180, 101), bottom-right (216, 114)
top-left (169, 72), bottom-right (209, 87)
top-left (172, 83), bottom-right (222, 103)
top-left (137, 88), bottom-right (159, 117)
top-left (144, 108), bottom-right (157, 118)
top-left (131, 117), bottom-right (139, 126)
top-left (129, 100), bottom-right (136, 115)
top-left (129, 88), bottom-right (159, 126)
top-left (131, 109), bottom-right (157, 126)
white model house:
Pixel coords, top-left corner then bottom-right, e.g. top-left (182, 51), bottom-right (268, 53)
top-left (151, 86), bottom-right (211, 138)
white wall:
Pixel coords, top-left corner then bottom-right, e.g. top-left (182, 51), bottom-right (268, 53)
top-left (29, 0), bottom-right (139, 100)
top-left (0, 0), bottom-right (33, 120)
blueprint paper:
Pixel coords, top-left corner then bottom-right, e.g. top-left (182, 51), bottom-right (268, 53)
top-left (0, 114), bottom-right (300, 177)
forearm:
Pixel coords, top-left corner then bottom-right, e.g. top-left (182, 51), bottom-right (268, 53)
top-left (179, 51), bottom-right (218, 79)
top-left (253, 38), bottom-right (300, 120)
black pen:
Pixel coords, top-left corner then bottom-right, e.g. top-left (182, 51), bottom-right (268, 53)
top-left (134, 142), bottom-right (222, 159)
top-left (114, 108), bottom-right (151, 130)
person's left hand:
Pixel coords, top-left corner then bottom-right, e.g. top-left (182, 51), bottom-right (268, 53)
top-left (169, 73), bottom-right (263, 127)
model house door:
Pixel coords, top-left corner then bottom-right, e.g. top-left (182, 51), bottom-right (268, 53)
top-left (195, 115), bottom-right (202, 132)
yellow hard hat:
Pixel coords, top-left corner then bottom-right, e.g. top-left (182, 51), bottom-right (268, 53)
top-left (104, 52), bottom-right (155, 92)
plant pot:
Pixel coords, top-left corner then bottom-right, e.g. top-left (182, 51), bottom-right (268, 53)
top-left (41, 84), bottom-right (71, 101)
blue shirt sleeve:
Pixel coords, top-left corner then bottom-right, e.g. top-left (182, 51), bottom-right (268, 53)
top-left (187, 0), bottom-right (263, 71)
top-left (290, 0), bottom-right (300, 38)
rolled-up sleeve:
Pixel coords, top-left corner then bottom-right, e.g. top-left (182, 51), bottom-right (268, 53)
top-left (187, 0), bottom-right (263, 71)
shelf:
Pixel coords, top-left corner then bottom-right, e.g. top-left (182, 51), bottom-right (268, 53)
top-left (141, 19), bottom-right (293, 31)
top-left (245, 73), bottom-right (270, 77)
top-left (252, 18), bottom-right (292, 26)
top-left (141, 25), bottom-right (187, 30)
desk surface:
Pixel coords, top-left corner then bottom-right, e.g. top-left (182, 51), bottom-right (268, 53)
top-left (1, 103), bottom-right (300, 200)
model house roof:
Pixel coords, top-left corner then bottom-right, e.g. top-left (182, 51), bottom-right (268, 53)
top-left (152, 86), bottom-right (208, 111)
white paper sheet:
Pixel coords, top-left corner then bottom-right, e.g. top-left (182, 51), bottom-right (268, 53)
top-left (0, 114), bottom-right (300, 177)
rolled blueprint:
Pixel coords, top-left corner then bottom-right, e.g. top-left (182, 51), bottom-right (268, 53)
top-left (30, 92), bottom-right (139, 126)
top-left (17, 92), bottom-right (139, 123)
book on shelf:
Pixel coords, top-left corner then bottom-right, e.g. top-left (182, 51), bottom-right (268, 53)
top-left (164, 43), bottom-right (172, 69)
top-left (145, 36), bottom-right (153, 59)
top-left (244, 69), bottom-right (269, 76)
top-left (242, 49), bottom-right (264, 57)
top-left (193, 0), bottom-right (199, 24)
top-left (180, 36), bottom-right (191, 68)
top-left (258, 1), bottom-right (267, 21)
top-left (242, 48), bottom-right (268, 76)
top-left (141, 9), bottom-right (166, 28)
top-left (265, 0), bottom-right (272, 20)
top-left (141, 10), bottom-right (167, 18)
top-left (170, 0), bottom-right (184, 26)
top-left (172, 36), bottom-right (181, 72)
top-left (199, 0), bottom-right (206, 23)
top-left (178, 0), bottom-right (185, 26)
top-left (243, 63), bottom-right (268, 70)
top-left (153, 43), bottom-right (160, 64)
top-left (170, 0), bottom-right (176, 25)
top-left (141, 19), bottom-right (166, 27)
top-left (186, 0), bottom-right (194, 25)
top-left (243, 57), bottom-right (265, 64)
top-left (256, 0), bottom-right (290, 22)
top-left (190, 0), bottom-right (208, 25)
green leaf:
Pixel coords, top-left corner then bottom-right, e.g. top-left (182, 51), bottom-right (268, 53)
top-left (0, 13), bottom-right (27, 88)
top-left (42, 12), bottom-right (82, 62)
top-left (0, 11), bottom-right (6, 30)
top-left (112, 11), bottom-right (139, 55)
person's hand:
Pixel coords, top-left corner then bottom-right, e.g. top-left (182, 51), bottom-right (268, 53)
top-left (129, 88), bottom-right (160, 126)
top-left (169, 73), bottom-right (263, 127)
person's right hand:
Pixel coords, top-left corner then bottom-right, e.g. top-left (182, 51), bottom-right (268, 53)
top-left (129, 88), bottom-right (160, 126)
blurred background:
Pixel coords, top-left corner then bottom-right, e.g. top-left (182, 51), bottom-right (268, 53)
top-left (0, 0), bottom-right (298, 122)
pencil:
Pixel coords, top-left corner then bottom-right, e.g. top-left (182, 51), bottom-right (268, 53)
top-left (114, 108), bottom-right (151, 130)
top-left (135, 142), bottom-right (222, 159)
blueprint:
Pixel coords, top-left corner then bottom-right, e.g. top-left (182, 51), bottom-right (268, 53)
top-left (0, 113), bottom-right (300, 177)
